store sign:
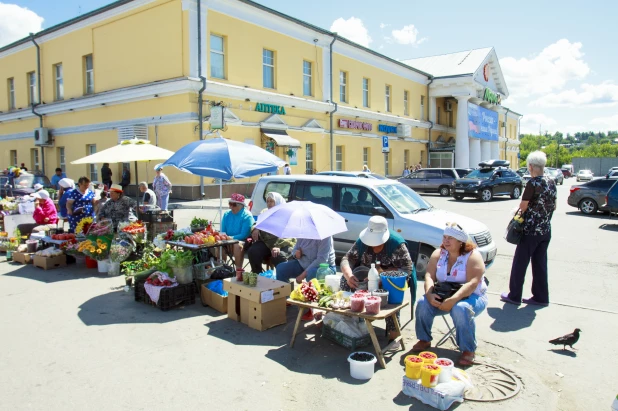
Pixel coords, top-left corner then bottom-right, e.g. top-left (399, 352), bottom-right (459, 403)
top-left (339, 119), bottom-right (372, 131)
top-left (255, 103), bottom-right (286, 115)
top-left (468, 102), bottom-right (499, 141)
top-left (482, 87), bottom-right (501, 105)
top-left (378, 124), bottom-right (397, 134)
top-left (210, 105), bottom-right (224, 130)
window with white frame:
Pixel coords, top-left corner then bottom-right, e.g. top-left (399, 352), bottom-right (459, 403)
top-left (210, 34), bottom-right (225, 79)
top-left (28, 72), bottom-right (37, 105)
top-left (31, 148), bottom-right (39, 171)
top-left (420, 96), bottom-right (425, 120)
top-left (10, 150), bottom-right (17, 166)
top-left (263, 49), bottom-right (275, 89)
top-left (303, 60), bottom-right (312, 96)
top-left (54, 64), bottom-right (64, 100)
top-left (362, 78), bottom-right (369, 108)
top-left (58, 147), bottom-right (66, 172)
top-left (335, 145), bottom-right (343, 171)
top-left (87, 145), bottom-right (98, 181)
top-left (385, 85), bottom-right (391, 112)
top-left (340, 71), bottom-right (347, 103)
top-left (7, 78), bottom-right (15, 110)
top-left (363, 147), bottom-right (369, 169)
top-left (84, 55), bottom-right (94, 94)
top-left (404, 90), bottom-right (409, 116)
top-left (305, 143), bottom-right (314, 174)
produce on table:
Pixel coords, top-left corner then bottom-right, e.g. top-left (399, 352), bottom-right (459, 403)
top-left (420, 364), bottom-right (442, 388)
top-left (435, 359), bottom-right (453, 367)
top-left (121, 221), bottom-right (146, 234)
top-left (51, 233), bottom-right (76, 241)
top-left (364, 296), bottom-right (381, 315)
top-left (190, 217), bottom-right (210, 227)
top-left (145, 272), bottom-right (177, 287)
top-left (350, 295), bottom-right (365, 313)
top-left (300, 280), bottom-right (319, 302)
top-left (35, 247), bottom-right (63, 257)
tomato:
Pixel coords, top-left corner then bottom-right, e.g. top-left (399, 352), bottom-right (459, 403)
top-left (214, 235), bottom-right (221, 242)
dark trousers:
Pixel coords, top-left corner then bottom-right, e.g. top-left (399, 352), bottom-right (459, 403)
top-left (508, 232), bottom-right (551, 303)
top-left (247, 241), bottom-right (289, 273)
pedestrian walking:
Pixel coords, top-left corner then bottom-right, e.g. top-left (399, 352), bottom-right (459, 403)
top-left (120, 166), bottom-right (131, 190)
top-left (501, 151), bottom-right (557, 307)
top-left (283, 163), bottom-right (292, 175)
top-left (101, 163), bottom-right (113, 189)
top-left (152, 166), bottom-right (172, 211)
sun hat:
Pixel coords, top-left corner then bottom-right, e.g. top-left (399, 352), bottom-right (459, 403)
top-left (58, 178), bottom-right (74, 189)
top-left (34, 190), bottom-right (50, 200)
top-left (229, 193), bottom-right (246, 205)
top-left (154, 164), bottom-right (163, 171)
top-left (110, 184), bottom-right (123, 193)
top-left (33, 183), bottom-right (44, 191)
top-left (444, 224), bottom-right (469, 243)
top-left (359, 216), bottom-right (390, 247)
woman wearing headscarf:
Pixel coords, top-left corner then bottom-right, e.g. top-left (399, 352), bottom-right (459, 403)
top-left (98, 184), bottom-right (137, 231)
top-left (31, 190), bottom-right (58, 232)
top-left (245, 192), bottom-right (296, 273)
top-left (66, 177), bottom-right (96, 233)
top-left (57, 178), bottom-right (75, 219)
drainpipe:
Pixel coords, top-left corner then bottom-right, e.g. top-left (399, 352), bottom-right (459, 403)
top-left (30, 33), bottom-right (45, 175)
top-left (197, 0), bottom-right (206, 197)
top-left (425, 76), bottom-right (434, 167)
top-left (328, 34), bottom-right (338, 172)
top-left (504, 107), bottom-right (510, 163)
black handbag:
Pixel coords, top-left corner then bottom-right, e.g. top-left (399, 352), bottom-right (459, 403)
top-left (433, 281), bottom-right (462, 302)
top-left (505, 211), bottom-right (524, 245)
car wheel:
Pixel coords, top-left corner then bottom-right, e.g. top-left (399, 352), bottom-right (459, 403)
top-left (579, 198), bottom-right (598, 215)
top-left (416, 245), bottom-right (434, 280)
top-left (439, 186), bottom-right (450, 197)
top-left (454, 195), bottom-right (464, 201)
top-left (480, 188), bottom-right (493, 202)
top-left (511, 186), bottom-right (521, 199)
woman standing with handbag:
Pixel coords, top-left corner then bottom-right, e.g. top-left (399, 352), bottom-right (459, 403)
top-left (501, 151), bottom-right (557, 307)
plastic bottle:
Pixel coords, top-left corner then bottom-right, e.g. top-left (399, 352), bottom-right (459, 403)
top-left (611, 394), bottom-right (618, 411)
top-left (368, 263), bottom-right (380, 292)
top-left (316, 263), bottom-right (332, 284)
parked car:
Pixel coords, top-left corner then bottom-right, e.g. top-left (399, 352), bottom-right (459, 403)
top-left (398, 168), bottom-right (470, 196)
top-left (604, 180), bottom-right (618, 215)
top-left (546, 168), bottom-right (564, 185)
top-left (315, 171), bottom-right (387, 180)
top-left (561, 164), bottom-right (574, 178)
top-left (521, 168), bottom-right (552, 185)
top-left (516, 167), bottom-right (527, 177)
top-left (0, 172), bottom-right (53, 198)
top-left (576, 169), bottom-right (594, 182)
top-left (452, 164), bottom-right (523, 202)
top-left (605, 169), bottom-right (618, 179)
top-left (607, 166), bottom-right (618, 175)
top-left (250, 175), bottom-right (498, 278)
top-left (567, 178), bottom-right (616, 215)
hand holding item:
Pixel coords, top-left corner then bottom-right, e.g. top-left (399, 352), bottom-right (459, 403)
top-left (271, 247), bottom-right (280, 257)
top-left (295, 248), bottom-right (302, 259)
top-left (346, 275), bottom-right (360, 290)
top-left (426, 292), bottom-right (442, 308)
top-left (438, 297), bottom-right (456, 312)
top-left (44, 217), bottom-right (49, 222)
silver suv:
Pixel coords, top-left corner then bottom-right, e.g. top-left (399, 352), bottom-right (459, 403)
top-left (399, 168), bottom-right (472, 196)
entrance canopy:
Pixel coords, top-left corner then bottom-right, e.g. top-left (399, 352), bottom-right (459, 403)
top-left (262, 128), bottom-right (301, 148)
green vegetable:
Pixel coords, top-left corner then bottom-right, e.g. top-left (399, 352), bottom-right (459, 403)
top-left (158, 248), bottom-right (194, 272)
top-left (190, 217), bottom-right (209, 227)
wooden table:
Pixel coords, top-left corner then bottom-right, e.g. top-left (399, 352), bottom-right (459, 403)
top-left (166, 239), bottom-right (239, 263)
top-left (287, 299), bottom-right (409, 369)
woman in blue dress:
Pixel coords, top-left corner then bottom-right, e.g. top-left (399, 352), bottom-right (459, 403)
top-left (66, 177), bottom-right (96, 233)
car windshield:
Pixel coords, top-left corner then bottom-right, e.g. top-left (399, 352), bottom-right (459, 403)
top-left (463, 168), bottom-right (494, 179)
top-left (375, 183), bottom-right (433, 214)
top-left (579, 170), bottom-right (591, 174)
top-left (10, 173), bottom-right (51, 189)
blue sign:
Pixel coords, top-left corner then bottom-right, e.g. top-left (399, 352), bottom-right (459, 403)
top-left (378, 124), bottom-right (397, 134)
top-left (467, 103), bottom-right (499, 141)
top-left (382, 136), bottom-right (390, 153)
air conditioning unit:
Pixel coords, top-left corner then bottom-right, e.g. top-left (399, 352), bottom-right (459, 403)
top-left (34, 128), bottom-right (52, 146)
top-left (444, 100), bottom-right (453, 112)
top-left (397, 124), bottom-right (411, 138)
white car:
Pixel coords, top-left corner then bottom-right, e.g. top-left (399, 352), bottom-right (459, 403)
top-left (521, 168), bottom-right (551, 185)
top-left (577, 170), bottom-right (594, 182)
top-left (250, 175), bottom-right (497, 278)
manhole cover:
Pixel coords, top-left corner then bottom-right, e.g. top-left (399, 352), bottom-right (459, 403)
top-left (464, 363), bottom-right (521, 402)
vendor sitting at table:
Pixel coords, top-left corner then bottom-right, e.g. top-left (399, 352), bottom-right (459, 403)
top-left (412, 222), bottom-right (487, 366)
top-left (219, 193), bottom-right (254, 270)
top-left (340, 216), bottom-right (413, 348)
top-left (17, 191), bottom-right (59, 234)
top-left (138, 181), bottom-right (157, 210)
top-left (98, 184), bottom-right (137, 231)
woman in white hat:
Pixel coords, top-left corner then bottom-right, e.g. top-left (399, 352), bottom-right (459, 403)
top-left (57, 178), bottom-right (75, 219)
top-left (98, 184), bottom-right (137, 231)
top-left (340, 215), bottom-right (413, 346)
top-left (31, 190), bottom-right (58, 232)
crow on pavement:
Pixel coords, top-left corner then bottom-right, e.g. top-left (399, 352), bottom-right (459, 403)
top-left (549, 328), bottom-right (581, 350)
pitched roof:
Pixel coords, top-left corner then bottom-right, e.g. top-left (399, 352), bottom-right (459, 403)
top-left (402, 47), bottom-right (493, 78)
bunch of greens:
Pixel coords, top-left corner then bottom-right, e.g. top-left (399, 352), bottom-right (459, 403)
top-left (190, 217), bottom-right (209, 227)
top-left (121, 243), bottom-right (159, 275)
top-left (158, 248), bottom-right (194, 271)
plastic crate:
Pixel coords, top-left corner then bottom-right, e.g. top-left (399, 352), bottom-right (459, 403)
top-left (193, 262), bottom-right (221, 281)
top-left (321, 323), bottom-right (371, 351)
top-left (134, 279), bottom-right (196, 311)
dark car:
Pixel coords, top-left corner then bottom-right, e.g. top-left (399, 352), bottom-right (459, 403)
top-left (0, 173), bottom-right (53, 198)
top-left (516, 167), bottom-right (527, 177)
top-left (567, 178), bottom-right (615, 215)
top-left (546, 168), bottom-right (564, 185)
top-left (451, 165), bottom-right (523, 202)
top-left (399, 168), bottom-right (469, 196)
top-left (604, 180), bottom-right (618, 215)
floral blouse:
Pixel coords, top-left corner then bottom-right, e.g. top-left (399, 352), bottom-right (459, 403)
top-left (153, 173), bottom-right (172, 196)
top-left (522, 176), bottom-right (557, 236)
top-left (342, 242), bottom-right (413, 274)
top-left (98, 196), bottom-right (137, 230)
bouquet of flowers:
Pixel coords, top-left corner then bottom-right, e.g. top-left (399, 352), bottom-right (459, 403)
top-left (76, 217), bottom-right (94, 235)
top-left (88, 221), bottom-right (112, 236)
top-left (110, 240), bottom-right (133, 263)
top-left (62, 242), bottom-right (83, 256)
top-left (78, 238), bottom-right (109, 261)
top-left (119, 221), bottom-right (146, 234)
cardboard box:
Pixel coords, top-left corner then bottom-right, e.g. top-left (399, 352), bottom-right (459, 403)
top-left (223, 277), bottom-right (291, 331)
top-left (13, 252), bottom-right (35, 264)
top-left (201, 284), bottom-right (228, 314)
top-left (33, 254), bottom-right (67, 270)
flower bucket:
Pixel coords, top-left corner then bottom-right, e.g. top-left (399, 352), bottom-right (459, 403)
top-left (172, 266), bottom-right (193, 284)
top-left (108, 262), bottom-right (121, 276)
top-left (85, 256), bottom-right (98, 269)
top-left (6, 251), bottom-right (13, 261)
top-left (381, 274), bottom-right (408, 304)
top-left (97, 259), bottom-right (110, 273)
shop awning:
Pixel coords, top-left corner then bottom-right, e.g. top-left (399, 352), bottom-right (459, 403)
top-left (262, 129), bottom-right (301, 148)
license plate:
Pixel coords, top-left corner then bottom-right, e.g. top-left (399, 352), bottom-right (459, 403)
top-left (455, 189), bottom-right (464, 193)
top-left (487, 249), bottom-right (497, 261)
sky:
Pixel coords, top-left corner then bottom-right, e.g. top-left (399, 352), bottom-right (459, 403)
top-left (1, 0), bottom-right (617, 136)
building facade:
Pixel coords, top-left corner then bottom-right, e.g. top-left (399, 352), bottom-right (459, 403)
top-left (0, 0), bottom-right (521, 199)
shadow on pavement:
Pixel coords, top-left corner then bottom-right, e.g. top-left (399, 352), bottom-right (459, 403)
top-left (486, 303), bottom-right (544, 332)
top-left (4, 263), bottom-right (108, 284)
top-left (548, 348), bottom-right (577, 358)
top-left (564, 210), bottom-right (607, 219)
top-left (599, 223), bottom-right (618, 232)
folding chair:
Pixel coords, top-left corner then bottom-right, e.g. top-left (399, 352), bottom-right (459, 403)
top-left (435, 314), bottom-right (458, 349)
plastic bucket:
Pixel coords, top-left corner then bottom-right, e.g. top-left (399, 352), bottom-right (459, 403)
top-left (421, 364), bottom-right (442, 388)
top-left (107, 262), bottom-right (121, 277)
top-left (85, 256), bottom-right (98, 269)
top-left (26, 240), bottom-right (38, 253)
top-left (348, 352), bottom-right (377, 380)
top-left (381, 274), bottom-right (408, 304)
top-left (173, 266), bottom-right (193, 284)
top-left (371, 290), bottom-right (389, 308)
top-left (405, 355), bottom-right (424, 379)
top-left (97, 259), bottom-right (110, 273)
top-left (325, 274), bottom-right (341, 292)
top-left (435, 358), bottom-right (454, 383)
top-left (419, 351), bottom-right (437, 364)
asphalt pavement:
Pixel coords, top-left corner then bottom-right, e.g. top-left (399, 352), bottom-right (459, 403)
top-left (0, 176), bottom-right (616, 410)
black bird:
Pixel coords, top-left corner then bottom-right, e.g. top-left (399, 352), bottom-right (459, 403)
top-left (549, 328), bottom-right (581, 350)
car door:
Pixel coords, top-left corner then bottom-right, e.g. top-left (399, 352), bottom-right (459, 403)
top-left (504, 170), bottom-right (520, 192)
top-left (403, 170), bottom-right (425, 191)
top-left (423, 170), bottom-right (442, 192)
top-left (440, 169), bottom-right (457, 187)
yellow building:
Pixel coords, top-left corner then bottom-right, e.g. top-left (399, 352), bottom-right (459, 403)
top-left (0, 0), bottom-right (521, 199)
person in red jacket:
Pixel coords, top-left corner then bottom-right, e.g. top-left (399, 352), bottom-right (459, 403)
top-left (32, 190), bottom-right (58, 232)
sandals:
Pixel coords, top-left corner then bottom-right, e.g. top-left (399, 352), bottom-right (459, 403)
top-left (458, 351), bottom-right (475, 366)
top-left (412, 340), bottom-right (431, 351)
top-left (500, 292), bottom-right (521, 306)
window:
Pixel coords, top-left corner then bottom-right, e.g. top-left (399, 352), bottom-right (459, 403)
top-left (58, 147), bottom-right (66, 172)
top-left (87, 145), bottom-right (98, 181)
top-left (424, 170), bottom-right (442, 179)
top-left (305, 143), bottom-right (314, 174)
top-left (264, 182), bottom-right (292, 202)
top-left (7, 78), bottom-right (15, 110)
top-left (54, 64), bottom-right (64, 100)
top-left (31, 148), bottom-right (39, 171)
top-left (335, 145), bottom-right (343, 171)
top-left (303, 60), bottom-right (312, 96)
top-left (84, 55), bottom-right (94, 94)
top-left (295, 183), bottom-right (333, 209)
top-left (28, 72), bottom-right (37, 105)
top-left (362, 78), bottom-right (369, 108)
top-left (441, 170), bottom-right (456, 178)
top-left (363, 147), bottom-right (369, 169)
top-left (404, 149), bottom-right (409, 170)
top-left (339, 71), bottom-right (347, 103)
top-left (262, 49), bottom-right (275, 89)
top-left (404, 90), bottom-right (409, 116)
top-left (210, 34), bottom-right (225, 79)
top-left (340, 186), bottom-right (379, 215)
top-left (429, 152), bottom-right (454, 168)
top-left (385, 85), bottom-right (391, 112)
top-left (420, 96), bottom-right (425, 120)
top-left (10, 150), bottom-right (17, 166)
top-left (448, 111), bottom-right (453, 128)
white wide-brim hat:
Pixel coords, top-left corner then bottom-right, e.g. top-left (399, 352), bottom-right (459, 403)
top-left (359, 216), bottom-right (390, 247)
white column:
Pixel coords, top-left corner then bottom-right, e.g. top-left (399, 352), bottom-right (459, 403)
top-left (429, 97), bottom-right (437, 123)
top-left (481, 140), bottom-right (491, 161)
top-left (454, 96), bottom-right (470, 168)
top-left (490, 141), bottom-right (500, 159)
top-left (322, 45), bottom-right (331, 102)
top-left (469, 138), bottom-right (481, 167)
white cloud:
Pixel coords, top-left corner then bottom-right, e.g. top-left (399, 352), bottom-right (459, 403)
top-left (391, 24), bottom-right (427, 46)
top-left (379, 23), bottom-right (390, 29)
top-left (591, 114), bottom-right (618, 130)
top-left (500, 39), bottom-right (590, 99)
top-left (330, 17), bottom-right (372, 48)
top-left (530, 81), bottom-right (618, 107)
top-left (520, 113), bottom-right (557, 134)
top-left (0, 3), bottom-right (44, 47)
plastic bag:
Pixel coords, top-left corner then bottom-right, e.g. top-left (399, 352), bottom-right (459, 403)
top-left (402, 376), bottom-right (465, 411)
top-left (259, 269), bottom-right (276, 280)
top-left (110, 237), bottom-right (135, 263)
top-left (206, 280), bottom-right (228, 297)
